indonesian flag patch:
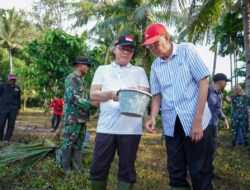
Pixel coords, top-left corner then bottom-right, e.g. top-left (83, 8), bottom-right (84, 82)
top-left (125, 35), bottom-right (133, 42)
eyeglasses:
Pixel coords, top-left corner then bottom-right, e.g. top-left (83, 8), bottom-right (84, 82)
top-left (146, 36), bottom-right (163, 49)
top-left (117, 45), bottom-right (134, 53)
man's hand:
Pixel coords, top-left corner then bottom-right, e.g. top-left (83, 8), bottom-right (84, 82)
top-left (224, 119), bottom-right (229, 129)
top-left (111, 91), bottom-right (118, 101)
top-left (145, 117), bottom-right (156, 133)
top-left (90, 100), bottom-right (100, 108)
top-left (225, 95), bottom-right (231, 103)
top-left (190, 119), bottom-right (203, 143)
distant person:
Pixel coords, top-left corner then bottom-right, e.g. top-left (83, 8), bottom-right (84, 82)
top-left (0, 74), bottom-right (21, 142)
top-left (50, 97), bottom-right (64, 132)
top-left (207, 73), bottom-right (230, 179)
top-left (61, 56), bottom-right (92, 176)
top-left (226, 85), bottom-right (249, 147)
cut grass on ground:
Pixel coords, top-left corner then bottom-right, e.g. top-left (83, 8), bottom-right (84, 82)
top-left (0, 112), bottom-right (250, 190)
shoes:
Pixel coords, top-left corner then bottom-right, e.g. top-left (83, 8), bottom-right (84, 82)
top-left (61, 148), bottom-right (73, 176)
top-left (72, 149), bottom-right (83, 172)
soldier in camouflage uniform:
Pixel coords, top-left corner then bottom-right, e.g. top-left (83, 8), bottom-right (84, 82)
top-left (61, 56), bottom-right (92, 176)
top-left (226, 85), bottom-right (249, 147)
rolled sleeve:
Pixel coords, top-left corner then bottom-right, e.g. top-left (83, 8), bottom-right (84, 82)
top-left (187, 43), bottom-right (210, 81)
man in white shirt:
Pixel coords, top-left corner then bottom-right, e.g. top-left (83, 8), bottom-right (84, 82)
top-left (89, 35), bottom-right (150, 190)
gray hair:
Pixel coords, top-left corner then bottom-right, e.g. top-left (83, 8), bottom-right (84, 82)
top-left (234, 85), bottom-right (242, 90)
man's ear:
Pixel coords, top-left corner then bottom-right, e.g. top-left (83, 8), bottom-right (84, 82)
top-left (164, 34), bottom-right (171, 42)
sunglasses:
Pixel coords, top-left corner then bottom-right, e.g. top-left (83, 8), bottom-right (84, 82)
top-left (117, 45), bottom-right (134, 53)
top-left (146, 36), bottom-right (164, 49)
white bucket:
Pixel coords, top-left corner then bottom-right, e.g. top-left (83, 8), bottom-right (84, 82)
top-left (117, 89), bottom-right (152, 117)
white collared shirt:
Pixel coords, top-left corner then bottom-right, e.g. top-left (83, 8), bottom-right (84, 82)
top-left (91, 62), bottom-right (150, 134)
top-left (150, 43), bottom-right (211, 136)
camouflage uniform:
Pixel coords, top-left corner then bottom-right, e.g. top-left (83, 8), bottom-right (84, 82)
top-left (62, 71), bottom-right (91, 150)
top-left (231, 94), bottom-right (249, 144)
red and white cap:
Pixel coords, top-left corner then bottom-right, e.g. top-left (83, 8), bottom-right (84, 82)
top-left (115, 35), bottom-right (136, 48)
top-left (142, 23), bottom-right (167, 46)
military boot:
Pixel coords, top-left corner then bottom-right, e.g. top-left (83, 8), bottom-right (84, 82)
top-left (117, 181), bottom-right (133, 190)
top-left (72, 148), bottom-right (83, 172)
top-left (61, 148), bottom-right (72, 176)
top-left (91, 180), bottom-right (107, 190)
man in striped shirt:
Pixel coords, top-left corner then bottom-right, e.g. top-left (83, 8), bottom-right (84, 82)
top-left (143, 23), bottom-right (212, 190)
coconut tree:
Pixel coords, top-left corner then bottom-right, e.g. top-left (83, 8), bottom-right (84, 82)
top-left (214, 11), bottom-right (244, 88)
top-left (0, 9), bottom-right (27, 74)
top-left (72, 0), bottom-right (186, 72)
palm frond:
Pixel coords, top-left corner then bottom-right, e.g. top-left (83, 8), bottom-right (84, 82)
top-left (185, 0), bottom-right (225, 43)
top-left (0, 139), bottom-right (58, 174)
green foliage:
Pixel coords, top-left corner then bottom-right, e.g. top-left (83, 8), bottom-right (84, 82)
top-left (185, 0), bottom-right (226, 43)
top-left (222, 90), bottom-right (232, 118)
top-left (27, 29), bottom-right (87, 100)
top-left (216, 11), bottom-right (244, 57)
top-left (25, 29), bottom-right (106, 108)
top-left (0, 47), bottom-right (8, 82)
top-left (0, 8), bottom-right (27, 50)
top-left (82, 45), bottom-right (106, 89)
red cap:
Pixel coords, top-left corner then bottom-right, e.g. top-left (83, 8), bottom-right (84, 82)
top-left (142, 23), bottom-right (167, 46)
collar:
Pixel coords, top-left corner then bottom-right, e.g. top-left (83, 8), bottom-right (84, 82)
top-left (210, 86), bottom-right (221, 94)
top-left (74, 71), bottom-right (82, 77)
top-left (160, 43), bottom-right (177, 62)
top-left (112, 62), bottom-right (131, 68)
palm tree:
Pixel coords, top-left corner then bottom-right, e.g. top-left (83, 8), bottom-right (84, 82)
top-left (0, 9), bottom-right (27, 74)
top-left (72, 0), bottom-right (185, 72)
top-left (242, 0), bottom-right (250, 96)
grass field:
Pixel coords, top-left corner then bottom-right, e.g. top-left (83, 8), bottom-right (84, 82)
top-left (0, 111), bottom-right (250, 190)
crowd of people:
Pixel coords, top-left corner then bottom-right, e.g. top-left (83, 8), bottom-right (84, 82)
top-left (0, 23), bottom-right (249, 190)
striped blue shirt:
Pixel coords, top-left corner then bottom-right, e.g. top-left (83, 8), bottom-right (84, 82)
top-left (150, 43), bottom-right (211, 137)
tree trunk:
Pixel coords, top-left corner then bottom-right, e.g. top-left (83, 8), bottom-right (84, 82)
top-left (104, 46), bottom-right (110, 65)
top-left (212, 43), bottom-right (217, 78)
top-left (234, 51), bottom-right (238, 85)
top-left (23, 97), bottom-right (27, 111)
top-left (243, 0), bottom-right (250, 96)
top-left (230, 53), bottom-right (233, 89)
top-left (8, 49), bottom-right (13, 74)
